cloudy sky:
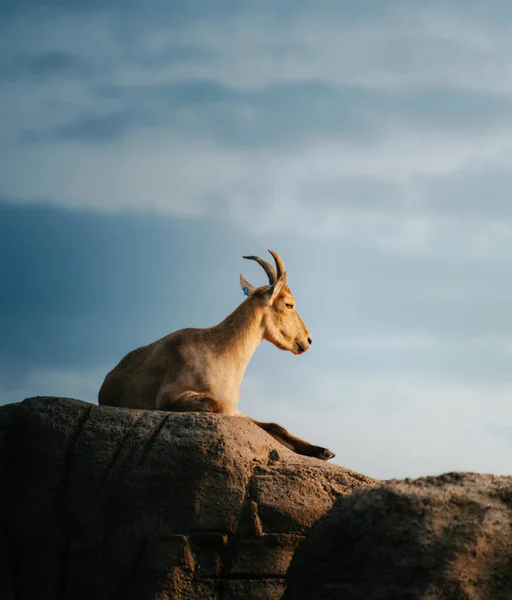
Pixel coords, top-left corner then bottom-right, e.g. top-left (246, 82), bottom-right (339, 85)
top-left (2, 0), bottom-right (512, 479)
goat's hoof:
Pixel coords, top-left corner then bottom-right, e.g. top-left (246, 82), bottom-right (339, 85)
top-left (312, 447), bottom-right (335, 461)
top-left (321, 448), bottom-right (335, 461)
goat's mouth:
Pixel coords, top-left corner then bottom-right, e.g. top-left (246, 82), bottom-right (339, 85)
top-left (295, 342), bottom-right (307, 354)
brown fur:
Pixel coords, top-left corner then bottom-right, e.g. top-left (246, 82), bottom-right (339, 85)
top-left (98, 252), bottom-right (335, 461)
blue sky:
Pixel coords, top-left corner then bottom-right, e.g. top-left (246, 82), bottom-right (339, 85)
top-left (2, 0), bottom-right (512, 479)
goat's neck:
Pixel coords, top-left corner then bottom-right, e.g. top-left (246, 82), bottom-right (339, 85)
top-left (211, 299), bottom-right (264, 372)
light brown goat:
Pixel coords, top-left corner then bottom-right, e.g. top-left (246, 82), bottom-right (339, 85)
top-left (98, 250), bottom-right (334, 460)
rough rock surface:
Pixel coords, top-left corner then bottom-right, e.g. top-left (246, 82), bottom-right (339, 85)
top-left (0, 397), bottom-right (375, 600)
top-left (285, 472), bottom-right (512, 600)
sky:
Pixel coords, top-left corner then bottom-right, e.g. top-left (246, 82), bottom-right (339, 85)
top-left (2, 0), bottom-right (512, 480)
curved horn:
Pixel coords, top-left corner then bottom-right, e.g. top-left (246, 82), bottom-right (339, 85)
top-left (243, 255), bottom-right (277, 285)
top-left (268, 249), bottom-right (286, 279)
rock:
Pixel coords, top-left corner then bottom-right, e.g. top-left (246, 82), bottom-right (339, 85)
top-left (285, 472), bottom-right (512, 599)
top-left (0, 397), bottom-right (375, 600)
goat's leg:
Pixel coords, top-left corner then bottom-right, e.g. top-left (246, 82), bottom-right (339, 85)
top-left (251, 419), bottom-right (335, 461)
top-left (157, 390), bottom-right (224, 413)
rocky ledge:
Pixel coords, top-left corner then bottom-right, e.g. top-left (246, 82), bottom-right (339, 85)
top-left (3, 397), bottom-right (511, 600)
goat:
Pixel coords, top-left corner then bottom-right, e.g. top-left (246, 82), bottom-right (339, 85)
top-left (98, 249), bottom-right (335, 460)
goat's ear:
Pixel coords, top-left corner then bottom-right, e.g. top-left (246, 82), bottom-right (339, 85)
top-left (240, 274), bottom-right (255, 297)
top-left (267, 274), bottom-right (286, 303)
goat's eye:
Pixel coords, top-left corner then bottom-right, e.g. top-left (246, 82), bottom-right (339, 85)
top-left (286, 303), bottom-right (294, 310)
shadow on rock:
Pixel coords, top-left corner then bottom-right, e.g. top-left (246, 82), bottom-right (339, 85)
top-left (285, 472), bottom-right (512, 599)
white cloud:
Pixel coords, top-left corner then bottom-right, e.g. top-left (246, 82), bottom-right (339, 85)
top-left (2, 128), bottom-right (512, 255)
top-left (2, 3), bottom-right (512, 254)
top-left (2, 4), bottom-right (508, 96)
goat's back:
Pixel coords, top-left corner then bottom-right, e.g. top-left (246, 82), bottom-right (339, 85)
top-left (97, 328), bottom-right (203, 410)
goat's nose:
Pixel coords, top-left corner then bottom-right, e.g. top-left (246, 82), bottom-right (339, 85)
top-left (308, 337), bottom-right (312, 345)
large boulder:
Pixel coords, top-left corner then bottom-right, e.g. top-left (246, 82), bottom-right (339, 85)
top-left (0, 397), bottom-right (375, 600)
top-left (285, 472), bottom-right (512, 599)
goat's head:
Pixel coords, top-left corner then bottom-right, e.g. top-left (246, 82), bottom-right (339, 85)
top-left (240, 249), bottom-right (312, 355)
